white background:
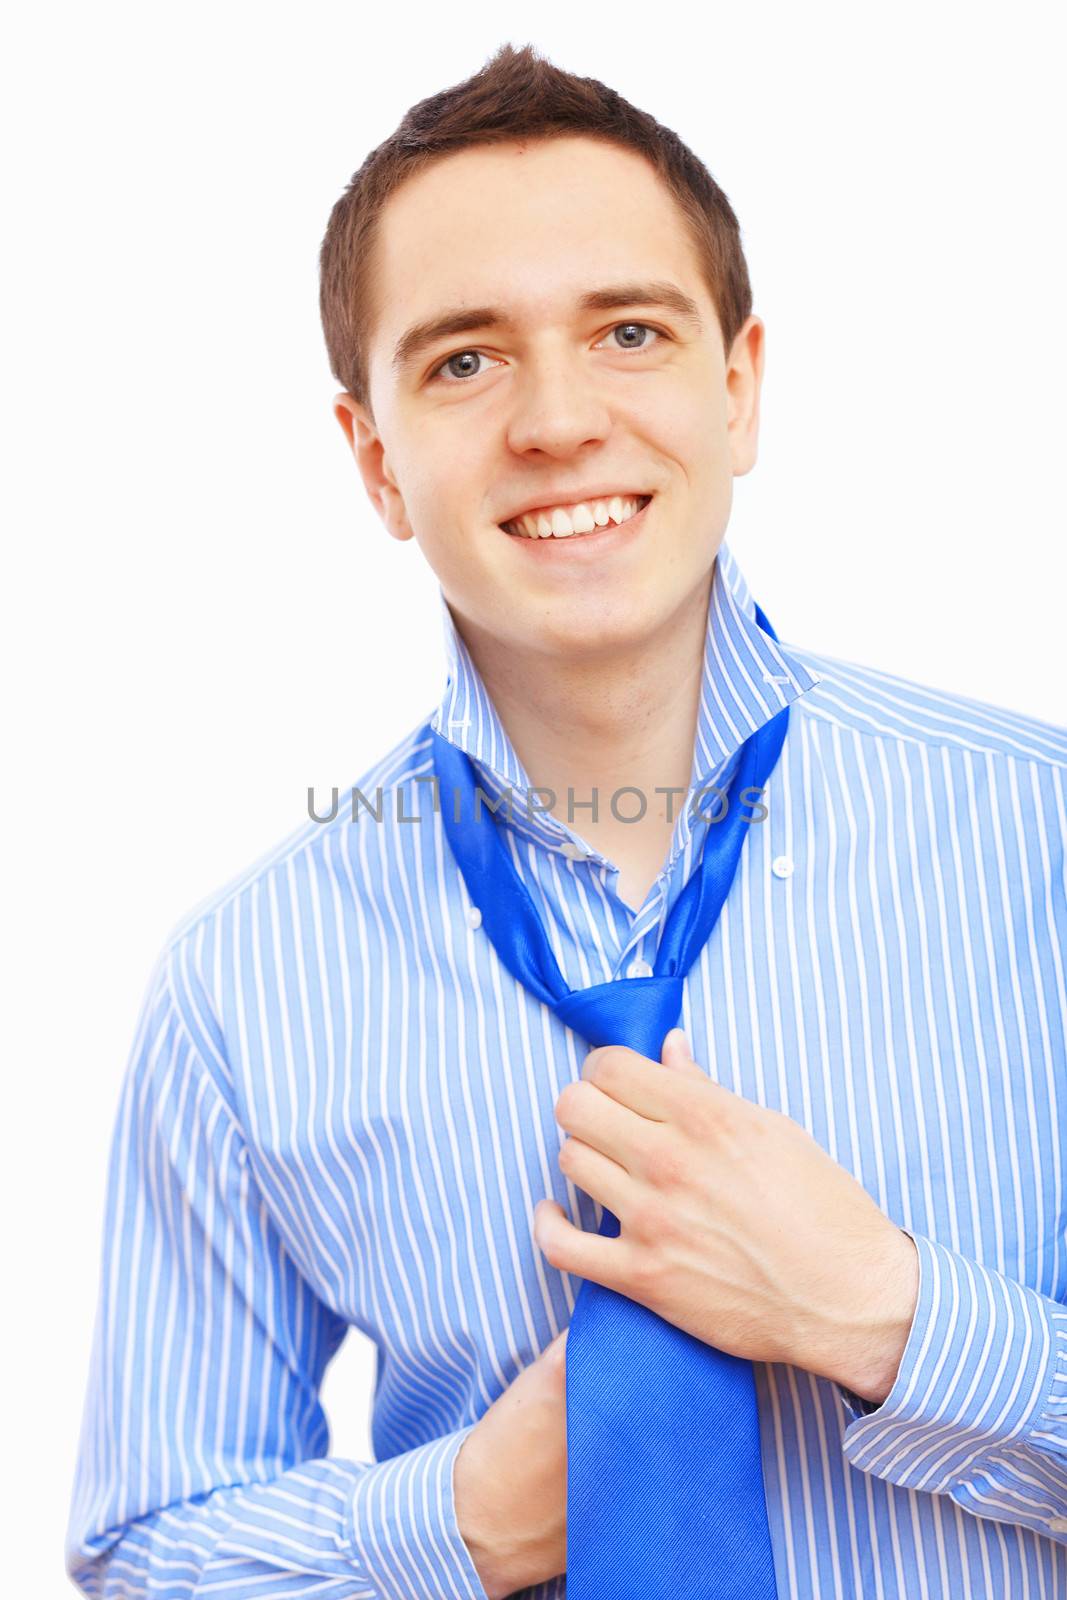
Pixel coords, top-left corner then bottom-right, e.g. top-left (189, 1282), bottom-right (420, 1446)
top-left (5, 3), bottom-right (1065, 1592)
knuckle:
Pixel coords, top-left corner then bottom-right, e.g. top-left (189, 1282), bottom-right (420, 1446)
top-left (688, 1100), bottom-right (718, 1141)
top-left (588, 1045), bottom-right (627, 1084)
top-left (700, 1099), bottom-right (745, 1151)
top-left (643, 1134), bottom-right (688, 1190)
top-left (555, 1081), bottom-right (583, 1121)
top-left (628, 1244), bottom-right (664, 1304)
top-left (628, 1191), bottom-right (668, 1247)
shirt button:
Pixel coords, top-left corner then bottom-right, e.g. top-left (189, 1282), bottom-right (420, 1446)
top-left (466, 905), bottom-right (482, 929)
top-left (561, 841), bottom-right (590, 861)
top-left (626, 958), bottom-right (653, 979)
top-left (1049, 1517), bottom-right (1067, 1533)
top-left (771, 855), bottom-right (794, 879)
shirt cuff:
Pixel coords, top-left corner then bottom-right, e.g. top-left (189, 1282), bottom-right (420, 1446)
top-left (346, 1424), bottom-right (491, 1600)
top-left (835, 1229), bottom-right (1066, 1495)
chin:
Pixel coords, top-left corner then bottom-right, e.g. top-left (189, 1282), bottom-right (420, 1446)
top-left (533, 599), bottom-right (663, 658)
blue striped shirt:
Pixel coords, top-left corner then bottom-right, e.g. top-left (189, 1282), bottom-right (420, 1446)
top-left (67, 539), bottom-right (1067, 1598)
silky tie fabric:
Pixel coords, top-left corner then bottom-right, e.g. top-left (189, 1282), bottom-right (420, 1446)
top-left (430, 602), bottom-right (787, 1599)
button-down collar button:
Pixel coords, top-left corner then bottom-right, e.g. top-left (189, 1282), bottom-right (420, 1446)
top-left (1048, 1516), bottom-right (1067, 1533)
top-left (561, 841), bottom-right (590, 861)
top-left (771, 854), bottom-right (794, 879)
top-left (466, 905), bottom-right (483, 929)
top-left (626, 958), bottom-right (653, 979)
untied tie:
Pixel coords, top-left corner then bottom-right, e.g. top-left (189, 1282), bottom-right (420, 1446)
top-left (430, 602), bottom-right (788, 1598)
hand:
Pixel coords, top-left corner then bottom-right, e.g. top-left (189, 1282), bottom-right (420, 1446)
top-left (533, 1031), bottom-right (919, 1401)
top-left (453, 1326), bottom-right (568, 1599)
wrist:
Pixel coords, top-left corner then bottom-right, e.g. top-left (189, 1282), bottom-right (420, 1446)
top-left (834, 1229), bottom-right (919, 1404)
top-left (453, 1434), bottom-right (519, 1600)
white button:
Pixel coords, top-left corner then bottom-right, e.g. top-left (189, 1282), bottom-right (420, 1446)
top-left (771, 855), bottom-right (794, 879)
top-left (626, 958), bottom-right (653, 979)
top-left (1049, 1516), bottom-right (1067, 1533)
top-left (466, 905), bottom-right (482, 929)
top-left (561, 841), bottom-right (590, 861)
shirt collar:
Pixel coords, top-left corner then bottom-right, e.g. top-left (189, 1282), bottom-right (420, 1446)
top-left (429, 537), bottom-right (822, 806)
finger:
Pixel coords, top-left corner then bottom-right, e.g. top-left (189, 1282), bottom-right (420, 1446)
top-left (577, 1046), bottom-right (679, 1123)
top-left (547, 1324), bottom-right (569, 1361)
top-left (558, 1134), bottom-right (632, 1220)
top-left (555, 1077), bottom-right (649, 1170)
top-left (533, 1198), bottom-right (630, 1295)
top-left (539, 1324), bottom-right (569, 1368)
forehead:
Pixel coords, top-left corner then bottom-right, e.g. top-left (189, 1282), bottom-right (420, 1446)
top-left (366, 136), bottom-right (711, 359)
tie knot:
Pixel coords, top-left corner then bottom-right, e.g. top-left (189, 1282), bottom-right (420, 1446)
top-left (551, 974), bottom-right (685, 1059)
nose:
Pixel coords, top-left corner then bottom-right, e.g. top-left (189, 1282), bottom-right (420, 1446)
top-left (505, 348), bottom-right (612, 459)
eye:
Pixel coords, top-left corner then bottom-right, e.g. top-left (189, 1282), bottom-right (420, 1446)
top-left (602, 322), bottom-right (662, 351)
top-left (430, 349), bottom-right (500, 384)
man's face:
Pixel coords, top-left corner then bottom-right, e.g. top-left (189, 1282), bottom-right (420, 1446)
top-left (337, 135), bottom-right (763, 662)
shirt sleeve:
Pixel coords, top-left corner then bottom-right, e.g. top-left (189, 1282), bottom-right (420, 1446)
top-left (65, 946), bottom-right (492, 1600)
top-left (834, 1228), bottom-right (1067, 1546)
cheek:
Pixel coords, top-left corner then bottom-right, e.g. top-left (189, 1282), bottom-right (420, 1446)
top-left (390, 430), bottom-right (449, 518)
top-left (394, 436), bottom-right (493, 575)
top-left (640, 380), bottom-right (734, 557)
top-left (629, 369), bottom-right (730, 479)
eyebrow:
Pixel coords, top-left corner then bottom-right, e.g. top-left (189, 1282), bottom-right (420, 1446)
top-left (391, 280), bottom-right (704, 376)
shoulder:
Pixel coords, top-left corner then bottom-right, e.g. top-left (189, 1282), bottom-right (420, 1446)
top-left (158, 713), bottom-right (438, 965)
top-left (783, 640), bottom-right (1067, 772)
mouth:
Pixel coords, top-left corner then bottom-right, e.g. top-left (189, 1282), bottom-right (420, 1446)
top-left (499, 493), bottom-right (653, 543)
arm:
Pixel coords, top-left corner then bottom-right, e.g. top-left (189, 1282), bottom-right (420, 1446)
top-left (834, 757), bottom-right (1067, 1545)
top-left (65, 947), bottom-right (491, 1599)
top-left (834, 1229), bottom-right (1067, 1545)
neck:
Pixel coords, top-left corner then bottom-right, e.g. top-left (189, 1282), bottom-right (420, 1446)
top-left (451, 565), bottom-right (716, 907)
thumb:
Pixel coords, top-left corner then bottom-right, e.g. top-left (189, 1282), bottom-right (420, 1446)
top-left (543, 1325), bottom-right (569, 1368)
top-left (661, 1027), bottom-right (701, 1073)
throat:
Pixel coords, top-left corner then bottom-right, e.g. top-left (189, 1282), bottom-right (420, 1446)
top-left (590, 815), bottom-right (680, 914)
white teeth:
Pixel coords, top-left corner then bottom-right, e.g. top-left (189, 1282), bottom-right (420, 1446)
top-left (504, 495), bottom-right (645, 538)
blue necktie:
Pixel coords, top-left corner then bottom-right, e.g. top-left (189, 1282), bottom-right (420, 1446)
top-left (431, 602), bottom-right (786, 1599)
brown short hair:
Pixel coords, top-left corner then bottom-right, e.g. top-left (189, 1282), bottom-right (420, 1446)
top-left (318, 42), bottom-right (753, 412)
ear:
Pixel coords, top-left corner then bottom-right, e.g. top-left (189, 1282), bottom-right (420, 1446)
top-left (333, 392), bottom-right (415, 543)
top-left (725, 314), bottom-right (764, 479)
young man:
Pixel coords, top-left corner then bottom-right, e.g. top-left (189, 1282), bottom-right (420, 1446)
top-left (67, 43), bottom-right (1067, 1600)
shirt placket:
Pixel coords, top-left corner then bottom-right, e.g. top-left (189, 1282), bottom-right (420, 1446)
top-left (462, 748), bottom-right (738, 998)
top-left (502, 806), bottom-right (681, 994)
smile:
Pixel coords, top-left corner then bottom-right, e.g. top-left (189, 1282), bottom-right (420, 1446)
top-left (500, 494), bottom-right (652, 539)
